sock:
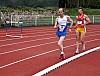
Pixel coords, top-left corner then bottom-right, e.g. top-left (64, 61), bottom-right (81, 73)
top-left (61, 51), bottom-right (64, 54)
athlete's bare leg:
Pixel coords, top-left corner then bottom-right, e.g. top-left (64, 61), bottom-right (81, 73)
top-left (58, 36), bottom-right (66, 59)
top-left (58, 36), bottom-right (65, 53)
top-left (75, 32), bottom-right (81, 53)
top-left (81, 33), bottom-right (86, 50)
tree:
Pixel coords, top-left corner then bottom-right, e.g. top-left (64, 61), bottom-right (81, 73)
top-left (58, 0), bottom-right (66, 8)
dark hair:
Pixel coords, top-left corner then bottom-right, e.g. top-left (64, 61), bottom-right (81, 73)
top-left (78, 7), bottom-right (83, 11)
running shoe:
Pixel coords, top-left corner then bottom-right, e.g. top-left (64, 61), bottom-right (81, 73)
top-left (82, 44), bottom-right (85, 51)
top-left (59, 52), bottom-right (65, 60)
top-left (75, 49), bottom-right (79, 54)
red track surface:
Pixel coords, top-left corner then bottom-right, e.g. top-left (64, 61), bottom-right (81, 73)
top-left (0, 25), bottom-right (100, 76)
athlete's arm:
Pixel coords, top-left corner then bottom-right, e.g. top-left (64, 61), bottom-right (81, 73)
top-left (67, 16), bottom-right (73, 29)
top-left (54, 18), bottom-right (58, 28)
top-left (74, 16), bottom-right (78, 28)
top-left (85, 15), bottom-right (91, 25)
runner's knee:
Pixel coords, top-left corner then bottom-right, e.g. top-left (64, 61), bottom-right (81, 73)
top-left (81, 39), bottom-right (84, 43)
top-left (81, 37), bottom-right (85, 42)
top-left (76, 37), bottom-right (80, 41)
top-left (58, 41), bottom-right (62, 46)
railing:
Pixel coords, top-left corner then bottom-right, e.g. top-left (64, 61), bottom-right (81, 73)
top-left (0, 15), bottom-right (100, 27)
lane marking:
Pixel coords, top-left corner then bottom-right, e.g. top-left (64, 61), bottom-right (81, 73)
top-left (0, 31), bottom-right (99, 47)
top-left (0, 33), bottom-right (55, 41)
top-left (0, 33), bottom-right (99, 48)
top-left (0, 39), bottom-right (99, 69)
top-left (0, 34), bottom-right (99, 55)
top-left (33, 46), bottom-right (100, 76)
top-left (0, 28), bottom-right (99, 37)
top-left (0, 26), bottom-right (99, 35)
top-left (0, 34), bottom-right (98, 55)
top-left (0, 28), bottom-right (99, 41)
top-left (0, 30), bottom-right (71, 38)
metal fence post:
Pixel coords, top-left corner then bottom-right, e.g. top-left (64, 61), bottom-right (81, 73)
top-left (52, 15), bottom-right (54, 25)
top-left (11, 15), bottom-right (12, 26)
top-left (93, 15), bottom-right (94, 24)
top-left (35, 15), bottom-right (37, 26)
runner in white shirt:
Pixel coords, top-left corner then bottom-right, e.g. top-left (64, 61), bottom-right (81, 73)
top-left (54, 8), bottom-right (73, 60)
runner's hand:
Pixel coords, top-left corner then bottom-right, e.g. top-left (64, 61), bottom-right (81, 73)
top-left (74, 25), bottom-right (77, 29)
top-left (81, 24), bottom-right (86, 26)
top-left (54, 25), bottom-right (57, 28)
top-left (69, 28), bottom-right (71, 32)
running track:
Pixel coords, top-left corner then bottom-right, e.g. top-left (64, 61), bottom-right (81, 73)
top-left (0, 25), bottom-right (100, 76)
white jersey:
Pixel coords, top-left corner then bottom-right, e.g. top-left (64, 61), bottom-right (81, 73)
top-left (57, 15), bottom-right (68, 25)
top-left (57, 15), bottom-right (68, 32)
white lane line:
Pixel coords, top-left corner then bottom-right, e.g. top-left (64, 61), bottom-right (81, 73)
top-left (0, 31), bottom-right (55, 38)
top-left (0, 39), bottom-right (99, 69)
top-left (0, 37), bottom-right (56, 47)
top-left (0, 26), bottom-right (99, 35)
top-left (33, 46), bottom-right (100, 76)
top-left (0, 33), bottom-right (55, 41)
top-left (1, 28), bottom-right (56, 34)
top-left (0, 34), bottom-right (99, 55)
top-left (0, 28), bottom-right (99, 41)
top-left (0, 28), bottom-right (99, 37)
top-left (0, 33), bottom-right (76, 47)
top-left (0, 31), bottom-right (99, 46)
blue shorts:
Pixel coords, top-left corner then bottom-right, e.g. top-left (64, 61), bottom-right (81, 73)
top-left (56, 31), bottom-right (66, 38)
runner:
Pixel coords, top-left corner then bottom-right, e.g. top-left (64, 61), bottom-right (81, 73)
top-left (54, 8), bottom-right (73, 60)
top-left (75, 7), bottom-right (91, 54)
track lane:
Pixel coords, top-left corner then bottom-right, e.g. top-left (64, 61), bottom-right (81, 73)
top-left (0, 30), bottom-right (99, 53)
top-left (0, 25), bottom-right (100, 76)
top-left (46, 49), bottom-right (100, 76)
top-left (0, 39), bottom-right (99, 76)
top-left (0, 33), bottom-right (99, 66)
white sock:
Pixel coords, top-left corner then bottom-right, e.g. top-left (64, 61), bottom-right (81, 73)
top-left (76, 49), bottom-right (79, 53)
top-left (61, 51), bottom-right (64, 54)
top-left (82, 44), bottom-right (85, 50)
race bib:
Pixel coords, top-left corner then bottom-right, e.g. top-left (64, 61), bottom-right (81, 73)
top-left (77, 20), bottom-right (82, 24)
top-left (59, 25), bottom-right (65, 32)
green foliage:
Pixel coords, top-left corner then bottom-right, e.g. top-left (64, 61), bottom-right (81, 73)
top-left (0, 7), bottom-right (100, 15)
top-left (0, 0), bottom-right (58, 7)
top-left (65, 8), bottom-right (100, 16)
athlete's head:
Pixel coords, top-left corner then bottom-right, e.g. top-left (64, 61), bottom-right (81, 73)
top-left (78, 7), bottom-right (83, 15)
top-left (58, 8), bottom-right (64, 16)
